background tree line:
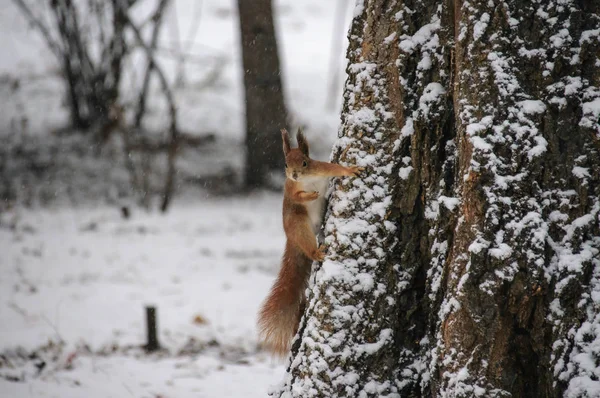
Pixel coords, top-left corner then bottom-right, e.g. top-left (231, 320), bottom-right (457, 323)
top-left (12, 0), bottom-right (290, 210)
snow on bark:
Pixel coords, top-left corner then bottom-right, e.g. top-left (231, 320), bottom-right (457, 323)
top-left (445, 1), bottom-right (600, 396)
top-left (275, 0), bottom-right (600, 397)
top-left (274, 2), bottom-right (407, 397)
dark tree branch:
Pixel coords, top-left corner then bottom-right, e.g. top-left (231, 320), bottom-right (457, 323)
top-left (134, 0), bottom-right (170, 128)
top-left (12, 0), bottom-right (63, 57)
top-left (122, 6), bottom-right (179, 212)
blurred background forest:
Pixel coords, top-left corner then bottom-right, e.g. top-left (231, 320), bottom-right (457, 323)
top-left (1, 0), bottom-right (353, 209)
top-left (0, 0), bottom-right (353, 396)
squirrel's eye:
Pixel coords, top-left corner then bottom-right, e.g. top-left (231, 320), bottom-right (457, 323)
top-left (302, 161), bottom-right (307, 167)
top-left (284, 163), bottom-right (288, 168)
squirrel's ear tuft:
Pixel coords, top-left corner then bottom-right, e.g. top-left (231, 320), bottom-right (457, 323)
top-left (296, 128), bottom-right (309, 157)
top-left (281, 129), bottom-right (291, 155)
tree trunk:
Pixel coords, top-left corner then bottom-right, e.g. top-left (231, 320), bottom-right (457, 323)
top-left (237, 0), bottom-right (288, 189)
top-left (276, 1), bottom-right (600, 397)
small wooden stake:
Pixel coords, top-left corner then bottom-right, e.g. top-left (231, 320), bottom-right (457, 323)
top-left (144, 306), bottom-right (160, 352)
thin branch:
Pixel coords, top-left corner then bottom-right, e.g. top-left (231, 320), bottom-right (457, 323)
top-left (134, 0), bottom-right (170, 127)
top-left (126, 132), bottom-right (215, 153)
top-left (183, 0), bottom-right (203, 53)
top-left (122, 6), bottom-right (179, 212)
top-left (155, 45), bottom-right (225, 64)
top-left (180, 0), bottom-right (203, 87)
top-left (12, 0), bottom-right (63, 57)
top-left (53, 0), bottom-right (97, 83)
top-left (169, 0), bottom-right (204, 87)
top-left (94, 0), bottom-right (112, 78)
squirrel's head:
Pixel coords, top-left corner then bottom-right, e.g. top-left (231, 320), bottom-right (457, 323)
top-left (281, 128), bottom-right (311, 182)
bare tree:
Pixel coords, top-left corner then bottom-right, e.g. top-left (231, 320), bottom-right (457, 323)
top-left (276, 1), bottom-right (600, 397)
top-left (121, 0), bottom-right (179, 212)
top-left (237, 0), bottom-right (288, 189)
top-left (13, 0), bottom-right (193, 212)
top-left (13, 0), bottom-right (136, 131)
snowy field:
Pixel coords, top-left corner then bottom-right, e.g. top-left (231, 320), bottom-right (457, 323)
top-left (0, 0), bottom-right (354, 396)
top-left (0, 195), bottom-right (286, 397)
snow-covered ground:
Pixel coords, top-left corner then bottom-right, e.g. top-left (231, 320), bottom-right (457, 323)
top-left (0, 0), bottom-right (354, 396)
top-left (0, 195), bottom-right (286, 397)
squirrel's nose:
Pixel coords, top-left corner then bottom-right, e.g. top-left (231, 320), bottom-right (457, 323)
top-left (293, 172), bottom-right (298, 180)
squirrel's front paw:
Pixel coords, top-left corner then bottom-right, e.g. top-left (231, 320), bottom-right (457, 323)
top-left (348, 166), bottom-right (365, 177)
top-left (307, 191), bottom-right (319, 200)
top-left (312, 245), bottom-right (326, 262)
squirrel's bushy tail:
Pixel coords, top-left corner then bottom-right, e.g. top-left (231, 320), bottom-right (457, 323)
top-left (258, 241), bottom-right (312, 356)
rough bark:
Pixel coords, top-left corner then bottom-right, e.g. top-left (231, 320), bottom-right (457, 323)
top-left (237, 0), bottom-right (288, 189)
top-left (276, 0), bottom-right (600, 397)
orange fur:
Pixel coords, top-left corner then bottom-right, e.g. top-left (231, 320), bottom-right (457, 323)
top-left (257, 240), bottom-right (311, 356)
top-left (257, 129), bottom-right (362, 356)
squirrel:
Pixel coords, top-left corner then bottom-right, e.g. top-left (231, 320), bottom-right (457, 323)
top-left (258, 128), bottom-right (362, 356)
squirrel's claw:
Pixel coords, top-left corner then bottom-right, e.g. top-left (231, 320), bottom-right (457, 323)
top-left (348, 166), bottom-right (365, 177)
top-left (312, 245), bottom-right (326, 262)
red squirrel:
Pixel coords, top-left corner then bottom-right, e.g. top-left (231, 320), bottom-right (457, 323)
top-left (258, 128), bottom-right (362, 356)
